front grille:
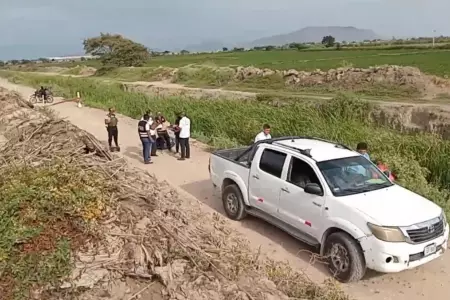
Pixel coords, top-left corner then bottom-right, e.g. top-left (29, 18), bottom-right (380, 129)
top-left (406, 219), bottom-right (444, 243)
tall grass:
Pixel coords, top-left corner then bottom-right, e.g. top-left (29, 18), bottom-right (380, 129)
top-left (2, 71), bottom-right (449, 216)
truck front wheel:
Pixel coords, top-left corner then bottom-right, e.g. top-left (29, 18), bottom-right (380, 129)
top-left (222, 184), bottom-right (247, 221)
top-left (324, 232), bottom-right (366, 282)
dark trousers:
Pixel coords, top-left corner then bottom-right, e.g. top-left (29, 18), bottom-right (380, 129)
top-left (175, 133), bottom-right (180, 153)
top-left (180, 137), bottom-right (190, 158)
top-left (107, 126), bottom-right (118, 147)
top-left (150, 135), bottom-right (157, 156)
top-left (158, 131), bottom-right (172, 150)
top-left (140, 137), bottom-right (152, 162)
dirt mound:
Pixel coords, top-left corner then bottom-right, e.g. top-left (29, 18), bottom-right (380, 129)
top-left (0, 87), bottom-right (346, 299)
top-left (78, 66), bottom-right (97, 76)
top-left (167, 64), bottom-right (450, 98)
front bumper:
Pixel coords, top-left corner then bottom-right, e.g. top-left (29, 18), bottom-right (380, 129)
top-left (360, 223), bottom-right (449, 273)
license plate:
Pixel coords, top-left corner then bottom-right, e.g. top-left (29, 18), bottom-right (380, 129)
top-left (424, 243), bottom-right (437, 256)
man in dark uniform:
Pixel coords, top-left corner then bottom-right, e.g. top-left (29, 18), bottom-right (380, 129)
top-left (173, 113), bottom-right (182, 153)
top-left (105, 108), bottom-right (119, 151)
top-left (138, 114), bottom-right (153, 164)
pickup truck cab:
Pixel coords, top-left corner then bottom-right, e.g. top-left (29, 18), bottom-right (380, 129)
top-left (209, 136), bottom-right (449, 282)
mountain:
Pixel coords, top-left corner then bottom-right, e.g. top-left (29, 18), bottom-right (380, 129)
top-left (249, 26), bottom-right (380, 47)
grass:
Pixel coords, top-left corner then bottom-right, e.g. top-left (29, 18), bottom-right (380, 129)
top-left (14, 48), bottom-right (450, 78)
top-left (1, 71), bottom-right (449, 217)
top-left (144, 49), bottom-right (450, 77)
top-left (168, 64), bottom-right (421, 99)
top-left (0, 161), bottom-right (109, 299)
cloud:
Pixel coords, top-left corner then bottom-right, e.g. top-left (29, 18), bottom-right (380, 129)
top-left (0, 0), bottom-right (449, 59)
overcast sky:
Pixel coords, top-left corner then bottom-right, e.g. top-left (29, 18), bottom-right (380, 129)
top-left (1, 0), bottom-right (449, 59)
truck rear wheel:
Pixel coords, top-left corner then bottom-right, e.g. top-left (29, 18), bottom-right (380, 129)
top-left (222, 184), bottom-right (247, 221)
top-left (324, 231), bottom-right (366, 282)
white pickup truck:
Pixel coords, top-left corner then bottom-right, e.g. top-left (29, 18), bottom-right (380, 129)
top-left (209, 136), bottom-right (449, 282)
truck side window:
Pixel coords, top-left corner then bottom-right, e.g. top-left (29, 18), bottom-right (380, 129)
top-left (259, 149), bottom-right (287, 178)
top-left (288, 157), bottom-right (322, 189)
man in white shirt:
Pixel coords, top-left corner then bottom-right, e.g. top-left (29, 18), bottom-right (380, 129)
top-left (177, 112), bottom-right (191, 160)
top-left (141, 110), bottom-right (153, 124)
top-left (254, 124), bottom-right (272, 143)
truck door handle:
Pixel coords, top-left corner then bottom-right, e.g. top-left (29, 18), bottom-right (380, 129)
top-left (281, 187), bottom-right (290, 193)
top-left (252, 174), bottom-right (259, 179)
top-left (313, 201), bottom-right (322, 207)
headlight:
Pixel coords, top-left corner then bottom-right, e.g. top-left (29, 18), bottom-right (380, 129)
top-left (441, 211), bottom-right (447, 225)
top-left (367, 223), bottom-right (406, 242)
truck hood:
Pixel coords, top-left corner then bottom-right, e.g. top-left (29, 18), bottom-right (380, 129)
top-left (342, 185), bottom-right (442, 226)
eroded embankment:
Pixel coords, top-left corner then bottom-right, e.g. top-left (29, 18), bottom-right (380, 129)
top-left (121, 80), bottom-right (450, 140)
top-left (0, 87), bottom-right (347, 299)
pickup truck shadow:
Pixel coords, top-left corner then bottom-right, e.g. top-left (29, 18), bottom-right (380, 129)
top-left (180, 179), bottom-right (383, 281)
top-left (179, 179), bottom-right (333, 276)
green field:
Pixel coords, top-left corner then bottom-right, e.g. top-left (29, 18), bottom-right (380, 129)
top-left (145, 49), bottom-right (450, 76)
top-left (16, 48), bottom-right (450, 77)
top-left (2, 71), bottom-right (449, 219)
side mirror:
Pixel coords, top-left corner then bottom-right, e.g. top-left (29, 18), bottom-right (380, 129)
top-left (304, 183), bottom-right (323, 196)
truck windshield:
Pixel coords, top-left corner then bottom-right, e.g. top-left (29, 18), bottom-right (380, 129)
top-left (317, 156), bottom-right (393, 197)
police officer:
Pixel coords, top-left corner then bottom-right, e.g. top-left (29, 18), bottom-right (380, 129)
top-left (105, 108), bottom-right (119, 151)
top-left (138, 114), bottom-right (153, 164)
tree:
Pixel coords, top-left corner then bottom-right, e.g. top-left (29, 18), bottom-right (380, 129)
top-left (222, 47), bottom-right (228, 52)
top-left (180, 50), bottom-right (190, 54)
top-left (83, 33), bottom-right (150, 67)
top-left (321, 35), bottom-right (335, 48)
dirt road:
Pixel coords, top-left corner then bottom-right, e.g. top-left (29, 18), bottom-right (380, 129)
top-left (1, 78), bottom-right (449, 300)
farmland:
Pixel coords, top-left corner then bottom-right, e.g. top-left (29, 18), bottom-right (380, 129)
top-left (22, 48), bottom-right (450, 78)
top-left (146, 49), bottom-right (450, 77)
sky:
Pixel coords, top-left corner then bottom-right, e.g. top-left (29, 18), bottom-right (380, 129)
top-left (0, 0), bottom-right (449, 60)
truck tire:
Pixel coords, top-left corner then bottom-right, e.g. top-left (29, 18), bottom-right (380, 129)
top-left (222, 184), bottom-right (247, 221)
top-left (324, 231), bottom-right (366, 283)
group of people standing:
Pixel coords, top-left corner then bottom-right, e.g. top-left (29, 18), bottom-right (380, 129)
top-left (104, 108), bottom-right (191, 164)
top-left (137, 111), bottom-right (191, 164)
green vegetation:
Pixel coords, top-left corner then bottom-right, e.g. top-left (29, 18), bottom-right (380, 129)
top-left (83, 33), bottom-right (150, 67)
top-left (1, 71), bottom-right (449, 220)
top-left (144, 49), bottom-right (450, 77)
top-left (0, 162), bottom-right (108, 299)
top-left (169, 64), bottom-right (420, 99)
top-left (6, 48), bottom-right (450, 78)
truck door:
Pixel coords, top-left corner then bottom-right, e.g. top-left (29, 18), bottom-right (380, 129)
top-left (248, 147), bottom-right (288, 215)
top-left (278, 155), bottom-right (325, 239)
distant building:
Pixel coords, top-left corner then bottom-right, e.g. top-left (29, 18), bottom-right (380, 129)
top-left (46, 55), bottom-right (97, 62)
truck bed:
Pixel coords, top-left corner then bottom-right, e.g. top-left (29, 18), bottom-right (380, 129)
top-left (213, 147), bottom-right (249, 161)
top-left (210, 146), bottom-right (254, 191)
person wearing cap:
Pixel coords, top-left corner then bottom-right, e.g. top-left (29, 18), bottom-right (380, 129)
top-left (105, 107), bottom-right (119, 151)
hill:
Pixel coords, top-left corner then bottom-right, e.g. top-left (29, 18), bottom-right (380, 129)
top-left (249, 26), bottom-right (380, 47)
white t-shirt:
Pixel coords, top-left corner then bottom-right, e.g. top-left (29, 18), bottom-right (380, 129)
top-left (179, 116), bottom-right (191, 138)
top-left (149, 123), bottom-right (163, 136)
top-left (254, 131), bottom-right (271, 143)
